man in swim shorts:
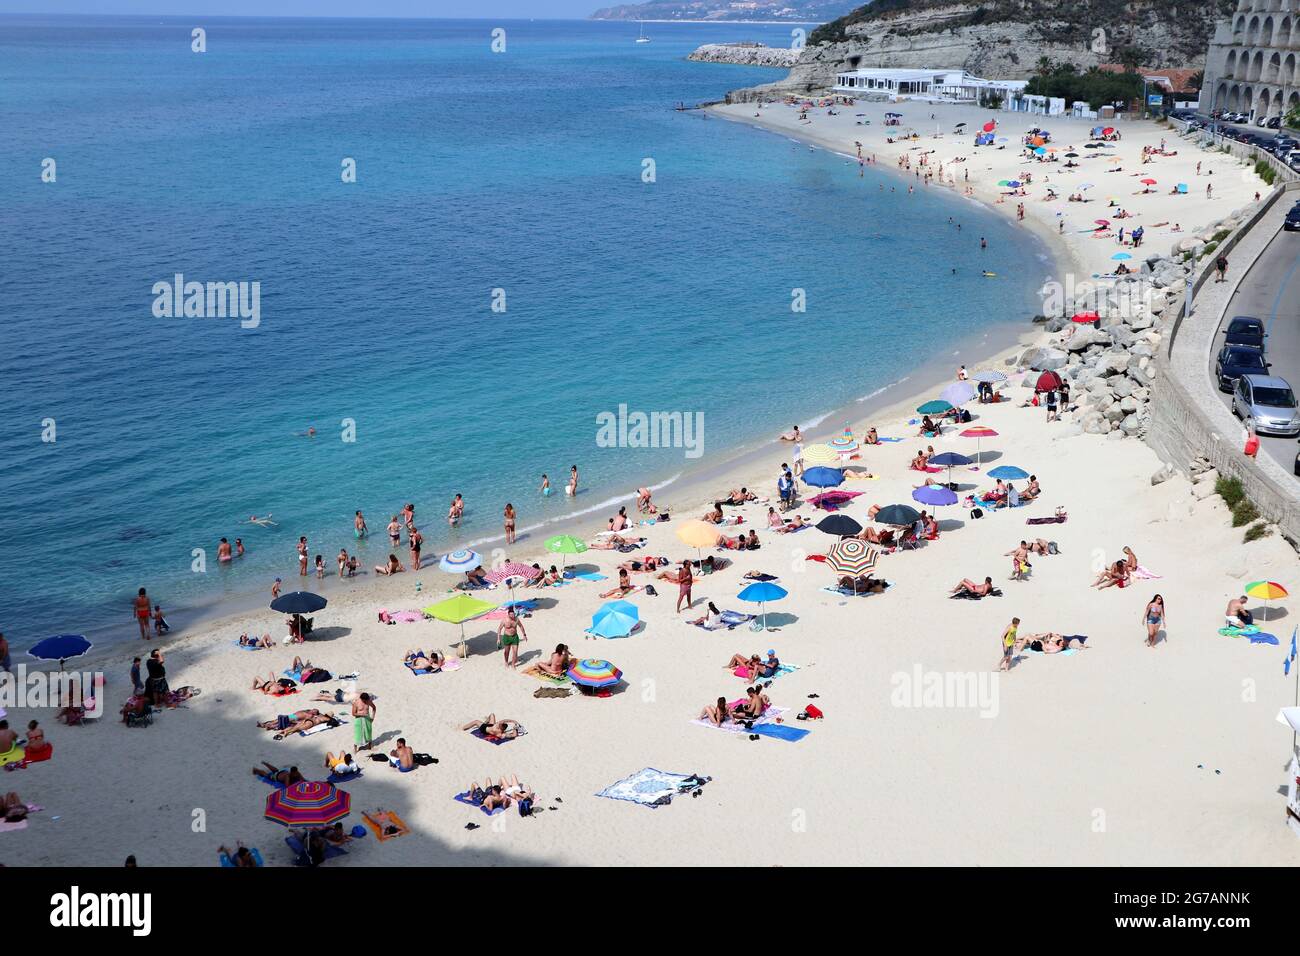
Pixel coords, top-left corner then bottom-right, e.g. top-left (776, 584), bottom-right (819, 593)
top-left (497, 609), bottom-right (527, 669)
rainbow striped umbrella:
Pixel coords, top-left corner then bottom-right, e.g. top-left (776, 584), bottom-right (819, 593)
top-left (439, 549), bottom-right (480, 573)
top-left (265, 781), bottom-right (351, 827)
top-left (1246, 581), bottom-right (1288, 620)
top-left (960, 425), bottom-right (999, 469)
top-left (567, 658), bottom-right (623, 688)
top-left (825, 538), bottom-right (879, 577)
top-left (801, 443), bottom-right (841, 468)
top-left (828, 434), bottom-right (859, 455)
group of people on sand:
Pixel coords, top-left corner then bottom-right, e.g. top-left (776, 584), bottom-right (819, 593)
top-left (698, 685), bottom-right (772, 728)
top-left (465, 774), bottom-right (535, 814)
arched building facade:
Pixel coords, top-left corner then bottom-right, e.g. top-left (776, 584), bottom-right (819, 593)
top-left (1200, 0), bottom-right (1300, 121)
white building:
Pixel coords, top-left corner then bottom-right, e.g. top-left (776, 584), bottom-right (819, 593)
top-left (832, 68), bottom-right (1026, 103)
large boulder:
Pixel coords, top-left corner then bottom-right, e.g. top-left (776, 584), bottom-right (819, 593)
top-left (1066, 326), bottom-right (1110, 352)
top-left (1021, 346), bottom-right (1068, 370)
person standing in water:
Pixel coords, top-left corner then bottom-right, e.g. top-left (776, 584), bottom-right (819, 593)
top-left (354, 510), bottom-right (368, 538)
top-left (297, 537), bottom-right (308, 577)
top-left (540, 474), bottom-right (551, 496)
top-left (503, 503), bottom-right (516, 545)
top-left (133, 588), bottom-right (152, 640)
top-left (567, 465), bottom-right (579, 497)
top-left (409, 527), bottom-right (423, 571)
top-left (448, 494), bottom-right (464, 526)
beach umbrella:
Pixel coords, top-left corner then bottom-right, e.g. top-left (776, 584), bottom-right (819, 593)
top-left (737, 581), bottom-right (788, 631)
top-left (1034, 146), bottom-right (1046, 155)
top-left (1140, 178), bottom-right (1157, 185)
top-left (912, 485), bottom-right (957, 509)
top-left (971, 369), bottom-right (1007, 384)
top-left (983, 121), bottom-right (995, 132)
top-left (27, 634), bottom-right (92, 670)
top-left (1007, 180), bottom-right (1022, 188)
top-left (423, 593), bottom-right (498, 651)
top-left (997, 179), bottom-right (1012, 187)
top-left (800, 443), bottom-right (841, 468)
top-left (543, 535), bottom-right (586, 570)
top-left (987, 465), bottom-right (1030, 481)
top-left (270, 591), bottom-right (328, 615)
top-left (808, 490), bottom-right (861, 510)
top-left (589, 600), bottom-right (640, 639)
top-left (1034, 370), bottom-right (1064, 392)
top-left (1112, 252), bottom-right (1132, 260)
top-left (1176, 183), bottom-right (1188, 194)
top-left (941, 381), bottom-right (977, 406)
top-left (567, 658), bottom-right (622, 689)
top-left (960, 425), bottom-right (998, 468)
top-left (816, 513), bottom-right (863, 537)
top-left (676, 519), bottom-right (720, 550)
top-left (928, 451), bottom-right (972, 486)
top-left (802, 466), bottom-right (845, 488)
top-left (1094, 218), bottom-right (1110, 226)
top-left (824, 539), bottom-right (879, 592)
top-left (265, 781), bottom-right (350, 827)
top-left (874, 504), bottom-right (921, 528)
top-left (1071, 311), bottom-right (1100, 323)
top-left (828, 434), bottom-right (859, 455)
top-left (917, 400), bottom-right (953, 416)
top-left (485, 561), bottom-right (542, 603)
top-left (1064, 152), bottom-right (1079, 158)
top-left (1245, 581), bottom-right (1288, 621)
top-left (439, 549), bottom-right (481, 574)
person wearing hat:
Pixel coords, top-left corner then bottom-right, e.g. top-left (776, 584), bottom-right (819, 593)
top-left (758, 649), bottom-right (780, 678)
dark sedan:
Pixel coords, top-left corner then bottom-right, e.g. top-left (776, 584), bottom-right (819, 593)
top-left (1215, 345), bottom-right (1269, 391)
top-left (1224, 315), bottom-right (1267, 349)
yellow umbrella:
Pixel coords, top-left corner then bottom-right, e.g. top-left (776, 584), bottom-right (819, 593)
top-left (801, 443), bottom-right (841, 468)
top-left (422, 593), bottom-right (497, 655)
top-left (675, 519), bottom-right (719, 550)
top-left (1245, 581), bottom-right (1288, 620)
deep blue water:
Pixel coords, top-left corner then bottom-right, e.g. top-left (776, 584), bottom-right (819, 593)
top-left (0, 16), bottom-right (1049, 647)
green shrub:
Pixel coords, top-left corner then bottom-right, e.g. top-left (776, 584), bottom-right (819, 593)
top-left (1254, 159), bottom-right (1276, 186)
top-left (1215, 475), bottom-right (1245, 507)
top-left (1243, 521), bottom-right (1272, 543)
top-left (1231, 498), bottom-right (1259, 528)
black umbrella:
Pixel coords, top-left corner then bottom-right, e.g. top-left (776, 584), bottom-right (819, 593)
top-left (815, 514), bottom-right (863, 537)
top-left (270, 591), bottom-right (328, 614)
top-left (874, 504), bottom-right (922, 527)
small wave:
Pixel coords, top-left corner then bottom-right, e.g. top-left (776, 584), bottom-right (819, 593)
top-left (802, 410), bottom-right (834, 429)
top-left (856, 375), bottom-right (909, 403)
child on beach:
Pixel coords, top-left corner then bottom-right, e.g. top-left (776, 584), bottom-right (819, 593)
top-left (152, 604), bottom-right (170, 636)
top-left (315, 555), bottom-right (325, 579)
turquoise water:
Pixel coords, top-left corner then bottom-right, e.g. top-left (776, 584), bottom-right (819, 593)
top-left (0, 16), bottom-right (1050, 647)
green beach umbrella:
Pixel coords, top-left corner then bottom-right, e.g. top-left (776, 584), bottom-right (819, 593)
top-left (545, 533), bottom-right (588, 571)
top-left (917, 400), bottom-right (953, 416)
top-left (423, 593), bottom-right (498, 654)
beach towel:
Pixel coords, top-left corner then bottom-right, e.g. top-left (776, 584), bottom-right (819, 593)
top-left (1218, 625), bottom-right (1260, 638)
top-left (301, 716), bottom-right (348, 738)
top-left (877, 437), bottom-right (904, 442)
top-left (454, 791), bottom-right (507, 816)
top-left (219, 847), bottom-right (265, 867)
top-left (1130, 565), bottom-right (1162, 580)
top-left (1026, 515), bottom-right (1067, 525)
top-left (821, 582), bottom-right (892, 597)
top-left (692, 705), bottom-right (789, 735)
top-left (363, 810), bottom-right (410, 841)
top-left (595, 768), bottom-right (707, 808)
top-left (750, 723), bottom-right (810, 742)
top-left (744, 572), bottom-right (780, 582)
top-left (1023, 647), bottom-right (1080, 657)
top-left (694, 611), bottom-right (756, 632)
top-left (521, 663), bottom-right (571, 685)
top-left (734, 662), bottom-right (799, 681)
top-left (233, 641), bottom-right (264, 651)
top-left (573, 572), bottom-right (608, 581)
top-left (951, 587), bottom-right (1003, 600)
top-left (470, 724), bottom-right (527, 745)
top-left (1247, 632), bottom-right (1280, 645)
top-left (326, 768), bottom-right (362, 783)
top-left (533, 686), bottom-right (572, 699)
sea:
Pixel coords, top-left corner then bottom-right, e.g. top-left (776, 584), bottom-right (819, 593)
top-left (0, 15), bottom-right (1052, 649)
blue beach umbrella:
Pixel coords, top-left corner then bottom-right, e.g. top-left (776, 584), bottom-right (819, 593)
top-left (802, 466), bottom-right (845, 488)
top-left (987, 465), bottom-right (1030, 481)
top-left (916, 400), bottom-right (953, 416)
top-left (874, 504), bottom-right (922, 527)
top-left (28, 634), bottom-right (92, 669)
top-left (928, 451), bottom-right (973, 487)
top-left (1007, 180), bottom-right (1022, 188)
top-left (439, 549), bottom-right (480, 573)
top-left (1112, 252), bottom-right (1132, 261)
top-left (737, 582), bottom-right (788, 632)
top-left (588, 600), bottom-right (640, 639)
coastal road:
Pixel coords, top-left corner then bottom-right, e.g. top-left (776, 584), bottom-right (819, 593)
top-left (1208, 221), bottom-right (1300, 477)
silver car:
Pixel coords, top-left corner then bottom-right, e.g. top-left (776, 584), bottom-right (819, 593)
top-left (1233, 374), bottom-right (1300, 436)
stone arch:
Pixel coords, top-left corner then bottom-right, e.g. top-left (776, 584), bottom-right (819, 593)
top-left (1266, 50), bottom-right (1282, 81)
top-left (1278, 15), bottom-right (1292, 46)
top-left (1228, 83), bottom-right (1243, 110)
top-left (1258, 88), bottom-right (1272, 119)
top-left (1288, 91), bottom-right (1300, 116)
top-left (1248, 15), bottom-right (1261, 44)
top-left (1226, 49), bottom-right (1239, 79)
top-left (1250, 49), bottom-right (1265, 81)
top-left (1263, 16), bottom-right (1275, 45)
top-left (1284, 52), bottom-right (1297, 85)
top-left (1243, 85), bottom-right (1255, 118)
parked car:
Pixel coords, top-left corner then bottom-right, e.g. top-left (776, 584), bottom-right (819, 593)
top-left (1224, 316), bottom-right (1267, 349)
top-left (1215, 345), bottom-right (1269, 391)
top-left (1265, 116), bottom-right (1281, 129)
top-left (1284, 202), bottom-right (1300, 232)
top-left (1233, 375), bottom-right (1300, 436)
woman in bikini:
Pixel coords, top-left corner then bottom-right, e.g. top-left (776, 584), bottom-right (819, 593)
top-left (252, 673), bottom-right (298, 696)
top-left (537, 644), bottom-right (574, 676)
top-left (503, 503), bottom-right (516, 545)
top-left (1142, 594), bottom-right (1165, 647)
top-left (600, 568), bottom-right (634, 599)
top-left (698, 696), bottom-right (731, 727)
top-left (374, 554), bottom-right (405, 576)
top-left (676, 560), bottom-right (693, 613)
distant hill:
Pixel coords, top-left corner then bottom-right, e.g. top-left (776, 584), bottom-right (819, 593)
top-left (590, 1), bottom-right (861, 22)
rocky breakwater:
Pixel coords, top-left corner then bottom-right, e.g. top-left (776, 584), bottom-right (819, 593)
top-left (1016, 200), bottom-right (1264, 441)
top-left (688, 43), bottom-right (800, 69)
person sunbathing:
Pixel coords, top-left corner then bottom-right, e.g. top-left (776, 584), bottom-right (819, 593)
top-left (600, 569), bottom-right (634, 598)
top-left (731, 687), bottom-right (768, 720)
top-left (252, 762), bottom-right (303, 786)
top-left (910, 450), bottom-right (930, 470)
top-left (951, 577), bottom-right (994, 597)
top-left (864, 427), bottom-right (879, 445)
top-left (389, 738), bottom-right (414, 771)
top-left (2, 792), bottom-right (28, 823)
top-left (238, 633), bottom-right (274, 648)
top-left (838, 574), bottom-right (886, 593)
top-left (537, 643), bottom-right (574, 676)
top-left (290, 656), bottom-right (328, 683)
top-left (726, 652), bottom-right (762, 673)
top-left (1121, 546), bottom-right (1138, 571)
top-left (500, 774), bottom-right (534, 806)
top-left (722, 488), bottom-right (757, 505)
top-left (918, 416), bottom-right (938, 437)
top-left (775, 513), bottom-right (808, 533)
top-left (701, 506), bottom-right (724, 524)
top-left (218, 843), bottom-right (259, 867)
top-left (617, 555), bottom-right (662, 574)
top-left (257, 709), bottom-right (330, 735)
top-left (252, 673), bottom-right (298, 696)
top-left (588, 534), bottom-right (644, 550)
top-left (858, 526), bottom-right (894, 546)
top-left (744, 530), bottom-right (761, 550)
top-left (532, 565), bottom-right (562, 587)
top-left (717, 533), bottom-right (746, 550)
top-left (405, 649), bottom-right (445, 672)
top-left (1022, 476), bottom-right (1041, 500)
top-left (698, 696), bottom-right (732, 727)
top-left (462, 714), bottom-right (521, 739)
top-left (465, 565), bottom-right (489, 586)
top-left (325, 752), bottom-right (359, 776)
top-left (1019, 632), bottom-right (1087, 654)
top-left (466, 778), bottom-right (512, 812)
top-left (692, 555), bottom-right (725, 573)
top-left (657, 566), bottom-right (689, 584)
top-left (319, 822), bottom-right (353, 846)
top-left (1093, 559), bottom-right (1130, 590)
top-left (1026, 538), bottom-right (1053, 556)
top-left (691, 602), bottom-right (725, 629)
top-left (374, 554), bottom-right (405, 576)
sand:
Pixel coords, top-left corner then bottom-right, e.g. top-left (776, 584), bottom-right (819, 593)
top-left (5, 102), bottom-right (1298, 868)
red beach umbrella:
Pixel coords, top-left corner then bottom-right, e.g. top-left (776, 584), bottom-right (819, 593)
top-left (1140, 178), bottom-right (1157, 185)
top-left (265, 781), bottom-right (351, 827)
top-left (960, 426), bottom-right (998, 470)
top-left (1071, 311), bottom-right (1100, 323)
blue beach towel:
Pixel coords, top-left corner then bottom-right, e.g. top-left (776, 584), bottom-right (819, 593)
top-left (454, 791), bottom-right (506, 816)
top-left (750, 723), bottom-right (810, 742)
top-left (219, 848), bottom-right (264, 868)
top-left (573, 573), bottom-right (608, 582)
top-left (285, 834), bottom-right (348, 865)
top-left (233, 641), bottom-right (264, 651)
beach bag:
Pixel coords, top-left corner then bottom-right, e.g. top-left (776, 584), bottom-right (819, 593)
top-left (1047, 541), bottom-right (1058, 555)
top-left (804, 704), bottom-right (824, 719)
top-left (970, 507), bottom-right (983, 519)
top-left (518, 797), bottom-right (534, 817)
top-left (644, 584), bottom-right (659, 597)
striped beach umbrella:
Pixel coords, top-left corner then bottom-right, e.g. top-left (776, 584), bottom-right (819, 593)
top-left (960, 426), bottom-right (998, 469)
top-left (439, 549), bottom-right (480, 573)
top-left (828, 434), bottom-right (859, 455)
top-left (1246, 581), bottom-right (1288, 621)
top-left (567, 658), bottom-right (623, 689)
top-left (971, 369), bottom-right (1007, 384)
top-left (265, 781), bottom-right (351, 827)
top-left (800, 443), bottom-right (841, 468)
top-left (485, 561), bottom-right (542, 603)
top-left (825, 538), bottom-right (879, 577)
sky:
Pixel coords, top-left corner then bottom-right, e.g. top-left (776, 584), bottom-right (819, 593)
top-left (0, 1), bottom-right (602, 16)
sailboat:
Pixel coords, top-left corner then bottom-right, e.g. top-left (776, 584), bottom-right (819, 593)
top-left (636, 21), bottom-right (651, 43)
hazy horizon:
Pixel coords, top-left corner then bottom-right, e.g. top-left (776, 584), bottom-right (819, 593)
top-left (0, 1), bottom-right (619, 17)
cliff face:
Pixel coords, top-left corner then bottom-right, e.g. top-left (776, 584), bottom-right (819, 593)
top-left (688, 44), bottom-right (802, 68)
top-left (732, 0), bottom-right (1223, 96)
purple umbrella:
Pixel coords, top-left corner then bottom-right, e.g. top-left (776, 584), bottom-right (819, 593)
top-left (912, 486), bottom-right (958, 507)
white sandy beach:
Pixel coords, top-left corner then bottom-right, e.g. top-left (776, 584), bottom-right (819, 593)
top-left (4, 101), bottom-right (1299, 868)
